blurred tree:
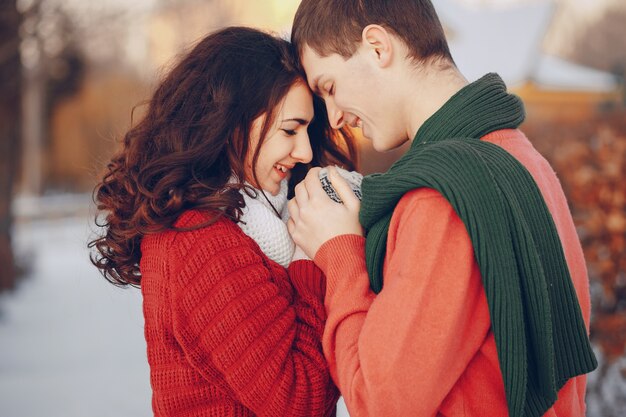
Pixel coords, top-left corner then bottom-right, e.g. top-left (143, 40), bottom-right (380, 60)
top-left (0, 0), bottom-right (22, 290)
top-left (0, 0), bottom-right (86, 291)
top-left (20, 0), bottom-right (86, 196)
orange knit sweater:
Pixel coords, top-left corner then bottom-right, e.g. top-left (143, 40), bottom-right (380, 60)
top-left (140, 210), bottom-right (338, 416)
top-left (315, 129), bottom-right (591, 417)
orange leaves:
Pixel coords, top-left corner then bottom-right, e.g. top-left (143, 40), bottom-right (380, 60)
top-left (525, 108), bottom-right (626, 362)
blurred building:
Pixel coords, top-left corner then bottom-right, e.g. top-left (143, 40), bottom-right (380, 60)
top-left (435, 0), bottom-right (621, 122)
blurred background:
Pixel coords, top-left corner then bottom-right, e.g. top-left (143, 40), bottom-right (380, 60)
top-left (0, 0), bottom-right (624, 416)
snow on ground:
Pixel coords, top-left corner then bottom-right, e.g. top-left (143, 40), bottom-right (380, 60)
top-left (0, 215), bottom-right (151, 417)
top-left (0, 207), bottom-right (350, 416)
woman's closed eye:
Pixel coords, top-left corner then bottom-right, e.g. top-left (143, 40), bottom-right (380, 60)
top-left (282, 129), bottom-right (297, 136)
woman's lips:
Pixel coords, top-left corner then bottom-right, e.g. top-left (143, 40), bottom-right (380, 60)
top-left (273, 163), bottom-right (293, 179)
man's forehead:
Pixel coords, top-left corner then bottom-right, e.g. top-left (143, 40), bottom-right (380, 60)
top-left (300, 46), bottom-right (324, 89)
top-left (301, 45), bottom-right (352, 71)
top-left (301, 46), bottom-right (322, 72)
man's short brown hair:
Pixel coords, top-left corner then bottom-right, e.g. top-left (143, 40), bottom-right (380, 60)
top-left (292, 0), bottom-right (453, 65)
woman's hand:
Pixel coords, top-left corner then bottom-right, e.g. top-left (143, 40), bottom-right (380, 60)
top-left (291, 245), bottom-right (310, 262)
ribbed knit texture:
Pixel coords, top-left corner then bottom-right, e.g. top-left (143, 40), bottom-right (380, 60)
top-left (140, 210), bottom-right (338, 416)
top-left (237, 178), bottom-right (295, 267)
top-left (359, 73), bottom-right (597, 417)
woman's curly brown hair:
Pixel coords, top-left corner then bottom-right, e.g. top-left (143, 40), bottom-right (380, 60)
top-left (88, 27), bottom-right (357, 288)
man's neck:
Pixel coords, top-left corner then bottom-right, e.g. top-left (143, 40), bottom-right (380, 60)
top-left (402, 65), bottom-right (468, 142)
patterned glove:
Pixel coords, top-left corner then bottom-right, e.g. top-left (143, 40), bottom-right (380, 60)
top-left (318, 166), bottom-right (363, 204)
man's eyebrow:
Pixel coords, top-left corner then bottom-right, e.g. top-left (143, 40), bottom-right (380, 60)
top-left (310, 75), bottom-right (322, 96)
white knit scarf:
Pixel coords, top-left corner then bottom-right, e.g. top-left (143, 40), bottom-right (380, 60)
top-left (235, 178), bottom-right (295, 267)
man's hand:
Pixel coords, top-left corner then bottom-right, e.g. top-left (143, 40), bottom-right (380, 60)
top-left (287, 166), bottom-right (363, 259)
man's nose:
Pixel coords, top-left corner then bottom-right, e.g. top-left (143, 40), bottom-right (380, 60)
top-left (326, 99), bottom-right (345, 129)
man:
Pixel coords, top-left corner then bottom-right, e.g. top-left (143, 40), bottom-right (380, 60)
top-left (287, 1), bottom-right (597, 416)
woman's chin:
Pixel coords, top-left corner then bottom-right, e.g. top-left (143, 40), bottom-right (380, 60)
top-left (261, 183), bottom-right (280, 196)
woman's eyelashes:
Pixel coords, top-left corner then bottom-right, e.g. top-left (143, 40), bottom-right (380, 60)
top-left (282, 129), bottom-right (297, 136)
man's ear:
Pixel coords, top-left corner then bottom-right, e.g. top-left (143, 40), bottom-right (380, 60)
top-left (361, 24), bottom-right (393, 67)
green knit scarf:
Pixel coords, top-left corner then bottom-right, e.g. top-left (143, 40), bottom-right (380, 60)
top-left (359, 73), bottom-right (597, 417)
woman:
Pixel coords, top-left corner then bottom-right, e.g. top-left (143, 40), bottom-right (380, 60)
top-left (89, 27), bottom-right (357, 416)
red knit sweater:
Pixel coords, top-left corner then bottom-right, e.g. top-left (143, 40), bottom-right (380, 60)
top-left (140, 210), bottom-right (338, 416)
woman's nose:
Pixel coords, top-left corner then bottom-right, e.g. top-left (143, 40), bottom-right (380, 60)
top-left (291, 132), bottom-right (313, 164)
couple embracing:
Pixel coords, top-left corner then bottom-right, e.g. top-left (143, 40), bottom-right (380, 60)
top-left (90, 1), bottom-right (596, 416)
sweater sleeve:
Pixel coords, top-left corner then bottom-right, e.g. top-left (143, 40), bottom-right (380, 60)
top-left (288, 260), bottom-right (328, 340)
top-left (314, 188), bottom-right (492, 416)
top-left (288, 259), bottom-right (340, 416)
top-left (168, 217), bottom-right (336, 417)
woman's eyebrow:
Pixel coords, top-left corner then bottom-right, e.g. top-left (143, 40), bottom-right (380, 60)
top-left (281, 118), bottom-right (310, 124)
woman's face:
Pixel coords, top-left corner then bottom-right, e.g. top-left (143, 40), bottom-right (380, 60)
top-left (246, 82), bottom-right (314, 195)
